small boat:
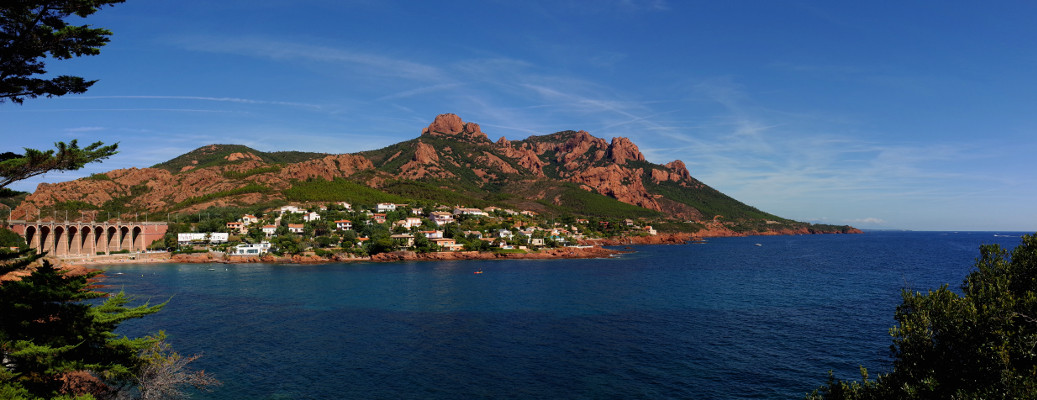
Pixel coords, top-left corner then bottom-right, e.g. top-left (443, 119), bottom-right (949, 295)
top-left (474, 270), bottom-right (484, 274)
top-left (754, 243), bottom-right (762, 246)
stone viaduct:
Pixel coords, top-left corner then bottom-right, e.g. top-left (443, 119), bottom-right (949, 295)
top-left (4, 220), bottom-right (168, 257)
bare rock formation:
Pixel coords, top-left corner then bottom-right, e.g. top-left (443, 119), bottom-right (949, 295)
top-left (607, 137), bottom-right (646, 165)
top-left (421, 113), bottom-right (489, 142)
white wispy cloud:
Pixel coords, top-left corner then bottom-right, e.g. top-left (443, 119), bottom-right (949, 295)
top-left (376, 83), bottom-right (464, 102)
top-left (77, 96), bottom-right (325, 110)
top-left (175, 36), bottom-right (444, 82)
top-left (64, 126), bottom-right (106, 133)
top-left (844, 217), bottom-right (886, 225)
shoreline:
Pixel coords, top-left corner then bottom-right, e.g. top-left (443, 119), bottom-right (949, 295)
top-left (48, 228), bottom-right (861, 270)
top-left (57, 245), bottom-right (627, 269)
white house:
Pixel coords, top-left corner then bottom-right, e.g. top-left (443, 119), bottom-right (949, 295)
top-left (231, 241), bottom-right (271, 255)
top-left (261, 225), bottom-right (277, 237)
top-left (335, 220), bottom-right (353, 230)
top-left (376, 203), bottom-right (397, 212)
top-left (338, 202), bottom-right (352, 210)
top-left (303, 211), bottom-right (321, 222)
top-left (242, 214), bottom-right (259, 225)
top-left (288, 224), bottom-right (305, 234)
top-left (394, 217), bottom-right (423, 229)
top-left (453, 207), bottom-right (487, 217)
top-left (419, 230), bottom-right (444, 239)
top-left (279, 205), bottom-right (303, 214)
top-left (177, 232), bottom-right (228, 245)
top-left (429, 211), bottom-right (454, 226)
top-left (497, 229), bottom-right (514, 239)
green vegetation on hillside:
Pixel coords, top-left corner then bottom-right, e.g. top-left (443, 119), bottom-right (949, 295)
top-left (171, 183), bottom-right (274, 210)
top-left (0, 188), bottom-right (27, 213)
top-left (381, 180), bottom-right (487, 208)
top-left (151, 144), bottom-right (326, 173)
top-left (283, 178), bottom-right (408, 205)
top-left (222, 165), bottom-right (282, 179)
top-left (645, 178), bottom-right (780, 221)
top-left (534, 182), bottom-right (662, 219)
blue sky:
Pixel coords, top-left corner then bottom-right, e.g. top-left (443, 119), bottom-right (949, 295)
top-left (3, 0), bottom-right (1035, 231)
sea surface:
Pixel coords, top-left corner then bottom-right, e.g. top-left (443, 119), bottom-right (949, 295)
top-left (100, 231), bottom-right (1029, 399)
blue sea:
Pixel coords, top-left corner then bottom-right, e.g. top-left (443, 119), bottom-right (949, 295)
top-left (100, 231), bottom-right (1029, 399)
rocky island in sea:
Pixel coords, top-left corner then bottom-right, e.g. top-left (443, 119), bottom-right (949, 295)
top-left (4, 113), bottom-right (859, 268)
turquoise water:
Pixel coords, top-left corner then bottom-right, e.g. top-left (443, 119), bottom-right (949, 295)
top-left (101, 231), bottom-right (1028, 399)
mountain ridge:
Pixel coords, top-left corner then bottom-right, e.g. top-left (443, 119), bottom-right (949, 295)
top-left (12, 113), bottom-right (859, 235)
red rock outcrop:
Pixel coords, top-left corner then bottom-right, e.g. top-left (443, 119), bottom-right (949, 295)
top-left (398, 142), bottom-right (454, 180)
top-left (568, 164), bottom-right (660, 210)
top-left (421, 113), bottom-right (489, 142)
top-left (607, 137), bottom-right (645, 165)
top-left (280, 154), bottom-right (373, 182)
top-left (14, 152), bottom-right (374, 219)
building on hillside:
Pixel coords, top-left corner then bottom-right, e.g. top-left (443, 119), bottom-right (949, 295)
top-left (432, 238), bottom-right (463, 251)
top-left (177, 232), bottom-right (228, 245)
top-left (338, 202), bottom-right (352, 210)
top-left (394, 217), bottom-right (423, 229)
top-left (279, 205), bottom-right (303, 214)
top-left (461, 230), bottom-right (483, 239)
top-left (242, 214), bottom-right (259, 225)
top-left (429, 211), bottom-right (454, 226)
top-left (419, 230), bottom-right (444, 239)
top-left (303, 211), bottom-right (321, 222)
top-left (335, 220), bottom-right (352, 230)
top-left (287, 224), bottom-right (304, 234)
top-left (644, 225), bottom-right (658, 235)
top-left (262, 225), bottom-right (277, 237)
top-left (453, 207), bottom-right (487, 217)
top-left (376, 203), bottom-right (397, 212)
top-left (411, 208), bottom-right (423, 215)
top-left (372, 214), bottom-right (387, 224)
top-left (497, 229), bottom-right (514, 239)
top-left (231, 241), bottom-right (271, 256)
top-left (390, 234), bottom-right (414, 248)
top-left (521, 210), bottom-right (538, 216)
top-left (226, 221), bottom-right (245, 233)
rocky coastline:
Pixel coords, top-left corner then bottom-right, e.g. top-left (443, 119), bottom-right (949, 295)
top-left (41, 228), bottom-right (861, 271)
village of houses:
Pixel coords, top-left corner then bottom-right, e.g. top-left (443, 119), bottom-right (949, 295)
top-left (174, 202), bottom-right (659, 258)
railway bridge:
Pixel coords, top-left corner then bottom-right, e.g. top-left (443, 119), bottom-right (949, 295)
top-left (4, 220), bottom-right (168, 257)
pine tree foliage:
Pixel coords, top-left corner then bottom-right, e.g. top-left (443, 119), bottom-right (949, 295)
top-left (808, 234), bottom-right (1037, 399)
top-left (0, 140), bottom-right (119, 191)
top-left (1, 0), bottom-right (126, 104)
top-left (0, 262), bottom-right (165, 398)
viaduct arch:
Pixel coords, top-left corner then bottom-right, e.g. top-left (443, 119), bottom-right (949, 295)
top-left (5, 220), bottom-right (167, 257)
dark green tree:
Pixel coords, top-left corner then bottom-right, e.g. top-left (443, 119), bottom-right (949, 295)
top-left (0, 140), bottom-right (119, 191)
top-left (1, 0), bottom-right (126, 104)
top-left (0, 263), bottom-right (164, 398)
top-left (808, 234), bottom-right (1037, 399)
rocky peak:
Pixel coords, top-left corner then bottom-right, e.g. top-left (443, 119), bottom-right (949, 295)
top-left (421, 113), bottom-right (489, 142)
top-left (225, 152), bottom-right (261, 162)
top-left (607, 137), bottom-right (645, 165)
top-left (412, 142), bottom-right (439, 164)
top-left (496, 136), bottom-right (511, 147)
top-left (665, 160), bottom-right (691, 181)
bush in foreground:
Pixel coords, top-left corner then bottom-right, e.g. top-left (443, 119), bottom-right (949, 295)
top-left (808, 233), bottom-right (1037, 399)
